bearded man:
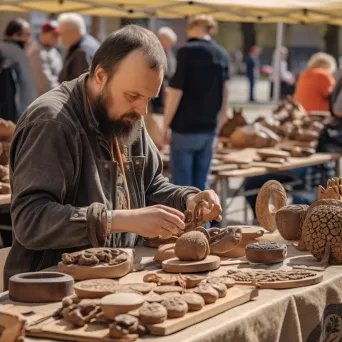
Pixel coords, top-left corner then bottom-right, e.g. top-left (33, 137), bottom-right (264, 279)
top-left (4, 25), bottom-right (222, 289)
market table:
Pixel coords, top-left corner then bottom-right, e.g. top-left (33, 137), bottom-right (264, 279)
top-left (1, 231), bottom-right (341, 342)
top-left (217, 152), bottom-right (342, 226)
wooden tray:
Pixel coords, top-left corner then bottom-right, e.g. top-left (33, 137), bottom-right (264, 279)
top-left (58, 250), bottom-right (132, 281)
top-left (27, 286), bottom-right (258, 340)
top-left (162, 255), bottom-right (221, 273)
top-left (232, 272), bottom-right (323, 289)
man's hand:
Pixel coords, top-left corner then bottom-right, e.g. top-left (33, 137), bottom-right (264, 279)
top-left (162, 127), bottom-right (171, 147)
top-left (186, 190), bottom-right (222, 222)
top-left (112, 205), bottom-right (185, 240)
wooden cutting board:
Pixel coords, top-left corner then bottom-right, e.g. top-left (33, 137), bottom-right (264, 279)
top-left (27, 286), bottom-right (258, 340)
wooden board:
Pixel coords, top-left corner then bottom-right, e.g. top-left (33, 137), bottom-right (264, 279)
top-left (27, 286), bottom-right (258, 340)
top-left (148, 286), bottom-right (258, 335)
top-left (233, 272), bottom-right (323, 289)
top-left (162, 255), bottom-right (221, 273)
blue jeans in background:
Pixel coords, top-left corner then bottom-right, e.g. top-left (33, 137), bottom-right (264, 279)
top-left (170, 131), bottom-right (216, 190)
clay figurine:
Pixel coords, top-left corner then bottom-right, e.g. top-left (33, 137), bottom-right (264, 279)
top-left (219, 108), bottom-right (247, 138)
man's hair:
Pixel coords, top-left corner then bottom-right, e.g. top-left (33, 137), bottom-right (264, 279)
top-left (4, 18), bottom-right (29, 37)
top-left (157, 26), bottom-right (177, 44)
top-left (89, 25), bottom-right (167, 78)
top-left (187, 15), bottom-right (218, 36)
top-left (57, 13), bottom-right (86, 35)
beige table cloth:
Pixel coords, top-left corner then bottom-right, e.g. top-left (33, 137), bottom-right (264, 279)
top-left (1, 231), bottom-right (342, 342)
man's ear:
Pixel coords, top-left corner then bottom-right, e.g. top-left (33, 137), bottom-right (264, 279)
top-left (93, 66), bottom-right (108, 89)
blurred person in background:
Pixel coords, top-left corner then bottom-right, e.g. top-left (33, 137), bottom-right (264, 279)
top-left (270, 46), bottom-right (295, 100)
top-left (58, 13), bottom-right (99, 82)
top-left (0, 18), bottom-right (36, 121)
top-left (150, 27), bottom-right (177, 116)
top-left (295, 52), bottom-right (336, 114)
top-left (163, 15), bottom-right (230, 190)
top-left (246, 45), bottom-right (261, 102)
top-left (28, 20), bottom-right (63, 96)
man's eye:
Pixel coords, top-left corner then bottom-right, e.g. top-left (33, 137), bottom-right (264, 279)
top-left (126, 94), bottom-right (138, 101)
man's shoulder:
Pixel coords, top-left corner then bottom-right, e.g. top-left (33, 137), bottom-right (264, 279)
top-left (17, 82), bottom-right (80, 132)
top-left (80, 35), bottom-right (100, 55)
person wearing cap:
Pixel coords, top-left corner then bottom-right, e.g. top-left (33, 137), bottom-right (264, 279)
top-left (246, 45), bottom-right (261, 102)
top-left (28, 20), bottom-right (63, 96)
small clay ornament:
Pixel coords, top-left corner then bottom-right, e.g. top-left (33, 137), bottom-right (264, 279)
top-left (153, 286), bottom-right (184, 294)
top-left (124, 283), bottom-right (157, 294)
top-left (174, 231), bottom-right (210, 261)
top-left (161, 297), bottom-right (188, 318)
top-left (181, 293), bottom-right (205, 311)
top-left (154, 243), bottom-right (176, 263)
top-left (100, 293), bottom-right (145, 319)
top-left (139, 302), bottom-right (167, 324)
top-left (161, 292), bottom-right (181, 299)
top-left (144, 292), bottom-right (163, 303)
top-left (193, 284), bottom-right (219, 304)
top-left (206, 276), bottom-right (235, 289)
top-left (210, 282), bottom-right (227, 298)
top-left (109, 314), bottom-right (145, 338)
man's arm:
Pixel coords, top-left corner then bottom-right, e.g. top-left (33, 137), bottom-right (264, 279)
top-left (163, 47), bottom-right (187, 135)
top-left (218, 80), bottom-right (229, 130)
top-left (10, 115), bottom-right (106, 250)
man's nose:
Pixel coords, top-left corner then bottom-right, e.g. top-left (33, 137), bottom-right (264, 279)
top-left (134, 99), bottom-right (148, 117)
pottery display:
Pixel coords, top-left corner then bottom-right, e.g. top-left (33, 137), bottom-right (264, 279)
top-left (245, 242), bottom-right (287, 264)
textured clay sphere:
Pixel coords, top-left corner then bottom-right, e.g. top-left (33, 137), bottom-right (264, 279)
top-left (174, 231), bottom-right (210, 261)
top-left (275, 204), bottom-right (309, 240)
top-left (302, 200), bottom-right (342, 264)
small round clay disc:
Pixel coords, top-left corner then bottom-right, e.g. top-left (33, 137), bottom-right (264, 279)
top-left (161, 297), bottom-right (188, 318)
top-left (193, 284), bottom-right (219, 304)
top-left (139, 302), bottom-right (167, 324)
top-left (144, 293), bottom-right (163, 303)
top-left (124, 283), bottom-right (157, 294)
top-left (101, 292), bottom-right (145, 307)
top-left (154, 286), bottom-right (184, 294)
top-left (211, 282), bottom-right (227, 298)
top-left (206, 276), bottom-right (235, 289)
top-left (161, 292), bottom-right (181, 299)
top-left (181, 293), bottom-right (205, 311)
top-left (74, 279), bottom-right (118, 298)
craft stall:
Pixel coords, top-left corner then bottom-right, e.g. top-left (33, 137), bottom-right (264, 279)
top-left (1, 176), bottom-right (342, 342)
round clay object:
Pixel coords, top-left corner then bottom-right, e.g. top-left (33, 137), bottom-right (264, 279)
top-left (124, 283), bottom-right (157, 294)
top-left (174, 231), bottom-right (210, 261)
top-left (139, 302), bottom-right (167, 324)
top-left (206, 276), bottom-right (235, 289)
top-left (256, 180), bottom-right (287, 232)
top-left (210, 282), bottom-right (227, 298)
top-left (73, 279), bottom-right (118, 298)
top-left (154, 243), bottom-right (176, 263)
top-left (275, 204), bottom-right (308, 240)
top-left (161, 292), bottom-right (181, 299)
top-left (153, 286), bottom-right (184, 294)
top-left (143, 274), bottom-right (178, 286)
top-left (161, 297), bottom-right (188, 318)
top-left (8, 272), bottom-right (74, 303)
top-left (144, 292), bottom-right (163, 303)
top-left (245, 242), bottom-right (287, 264)
top-left (181, 293), bottom-right (205, 311)
top-left (193, 284), bottom-right (219, 304)
top-left (100, 292), bottom-right (145, 319)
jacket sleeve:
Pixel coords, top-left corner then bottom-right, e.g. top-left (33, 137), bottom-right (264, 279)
top-left (10, 117), bottom-right (106, 250)
top-left (142, 123), bottom-right (200, 211)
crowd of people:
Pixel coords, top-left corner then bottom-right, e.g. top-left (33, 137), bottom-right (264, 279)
top-left (0, 13), bottom-right (100, 122)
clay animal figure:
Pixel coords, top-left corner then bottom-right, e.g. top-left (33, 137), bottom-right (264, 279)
top-left (219, 108), bottom-right (247, 138)
top-left (257, 178), bottom-right (342, 266)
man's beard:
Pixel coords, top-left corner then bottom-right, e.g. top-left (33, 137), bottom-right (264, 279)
top-left (92, 90), bottom-right (142, 146)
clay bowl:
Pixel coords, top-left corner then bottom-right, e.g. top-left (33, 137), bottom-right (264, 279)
top-left (218, 227), bottom-right (264, 258)
top-left (245, 242), bottom-right (287, 264)
top-left (100, 292), bottom-right (145, 319)
top-left (58, 250), bottom-right (132, 281)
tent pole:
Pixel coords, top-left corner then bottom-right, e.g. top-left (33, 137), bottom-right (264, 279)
top-left (148, 17), bottom-right (157, 33)
top-left (273, 22), bottom-right (284, 103)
